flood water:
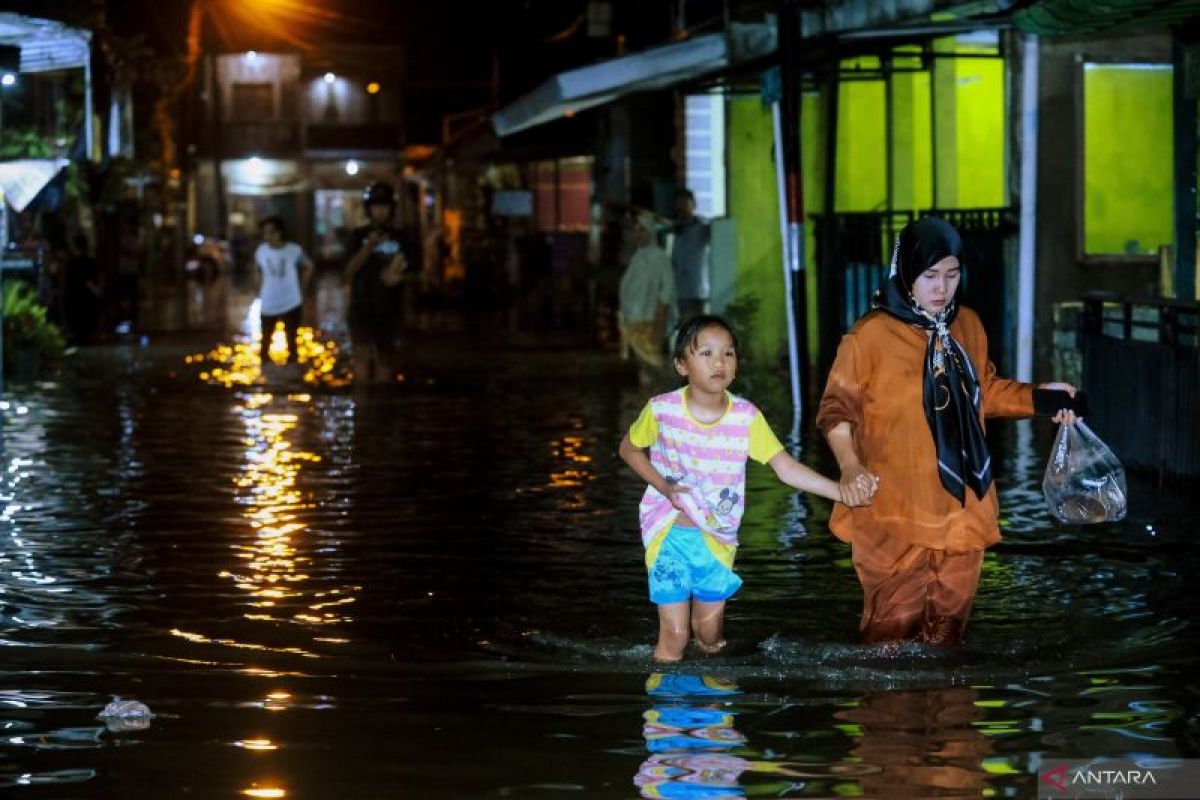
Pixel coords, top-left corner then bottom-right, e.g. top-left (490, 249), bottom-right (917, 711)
top-left (1, 311), bottom-right (1198, 797)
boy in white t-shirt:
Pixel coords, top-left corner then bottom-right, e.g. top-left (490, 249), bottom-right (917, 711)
top-left (253, 216), bottom-right (313, 368)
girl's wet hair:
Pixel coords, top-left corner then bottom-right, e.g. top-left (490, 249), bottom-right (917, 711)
top-left (673, 315), bottom-right (740, 361)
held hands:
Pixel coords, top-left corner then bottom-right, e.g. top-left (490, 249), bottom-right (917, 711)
top-left (1037, 381), bottom-right (1080, 425)
top-left (838, 463), bottom-right (879, 507)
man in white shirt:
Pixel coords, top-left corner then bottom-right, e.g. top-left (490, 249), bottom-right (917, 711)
top-left (253, 216), bottom-right (313, 369)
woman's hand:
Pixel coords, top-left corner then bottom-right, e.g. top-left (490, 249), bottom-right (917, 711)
top-left (1038, 381), bottom-right (1079, 425)
top-left (838, 463), bottom-right (879, 507)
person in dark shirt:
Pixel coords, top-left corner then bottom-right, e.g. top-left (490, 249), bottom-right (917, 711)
top-left (346, 182), bottom-right (407, 383)
top-left (63, 234), bottom-right (103, 345)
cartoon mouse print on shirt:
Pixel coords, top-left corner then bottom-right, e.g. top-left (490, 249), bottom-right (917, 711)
top-left (668, 473), bottom-right (740, 536)
top-left (704, 487), bottom-right (739, 532)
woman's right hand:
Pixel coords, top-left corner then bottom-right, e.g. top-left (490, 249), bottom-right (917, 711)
top-left (839, 463), bottom-right (879, 507)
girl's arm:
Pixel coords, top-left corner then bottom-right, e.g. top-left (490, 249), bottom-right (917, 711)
top-left (767, 450), bottom-right (858, 506)
top-left (619, 434), bottom-right (672, 495)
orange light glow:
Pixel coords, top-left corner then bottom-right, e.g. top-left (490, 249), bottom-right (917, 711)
top-left (236, 738), bottom-right (279, 751)
top-left (242, 788), bottom-right (286, 799)
top-left (208, 0), bottom-right (346, 50)
top-left (366, 81), bottom-right (381, 94)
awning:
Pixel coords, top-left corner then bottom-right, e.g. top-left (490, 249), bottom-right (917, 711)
top-left (0, 159), bottom-right (69, 212)
top-left (492, 24), bottom-right (776, 137)
top-left (221, 158), bottom-right (306, 196)
top-left (0, 13), bottom-right (91, 73)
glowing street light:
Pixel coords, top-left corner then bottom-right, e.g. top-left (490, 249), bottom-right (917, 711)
top-left (344, 160), bottom-right (359, 176)
top-left (0, 73), bottom-right (15, 87)
top-left (366, 81), bottom-right (380, 95)
top-left (323, 72), bottom-right (335, 84)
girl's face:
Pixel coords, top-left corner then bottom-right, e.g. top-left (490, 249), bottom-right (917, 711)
top-left (910, 255), bottom-right (960, 315)
top-left (675, 325), bottom-right (738, 395)
top-left (263, 224), bottom-right (284, 247)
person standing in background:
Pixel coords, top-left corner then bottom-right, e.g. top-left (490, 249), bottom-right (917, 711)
top-left (346, 182), bottom-right (407, 384)
top-left (670, 189), bottom-right (710, 322)
top-left (115, 216), bottom-right (143, 332)
top-left (620, 212), bottom-right (676, 385)
top-left (253, 216), bottom-right (313, 372)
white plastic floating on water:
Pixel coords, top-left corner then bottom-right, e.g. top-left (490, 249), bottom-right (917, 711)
top-left (98, 696), bottom-right (153, 719)
top-left (98, 696), bottom-right (155, 732)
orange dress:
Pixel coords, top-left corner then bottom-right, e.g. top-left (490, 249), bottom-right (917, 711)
top-left (816, 307), bottom-right (1034, 642)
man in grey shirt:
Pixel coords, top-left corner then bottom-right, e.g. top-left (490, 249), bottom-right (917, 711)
top-left (670, 188), bottom-right (711, 322)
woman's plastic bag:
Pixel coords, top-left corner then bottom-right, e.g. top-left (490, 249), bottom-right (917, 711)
top-left (1042, 421), bottom-right (1127, 524)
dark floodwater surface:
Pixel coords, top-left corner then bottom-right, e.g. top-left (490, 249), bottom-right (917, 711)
top-left (1, 335), bottom-right (1197, 798)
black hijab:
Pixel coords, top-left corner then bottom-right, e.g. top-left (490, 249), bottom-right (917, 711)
top-left (873, 217), bottom-right (991, 505)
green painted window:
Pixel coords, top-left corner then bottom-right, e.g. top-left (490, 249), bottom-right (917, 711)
top-left (1083, 63), bottom-right (1174, 257)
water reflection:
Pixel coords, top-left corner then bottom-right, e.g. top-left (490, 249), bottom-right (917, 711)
top-left (636, 674), bottom-right (860, 798)
top-left (225, 391), bottom-right (358, 636)
top-left (188, 325), bottom-right (350, 389)
top-left (835, 687), bottom-right (992, 798)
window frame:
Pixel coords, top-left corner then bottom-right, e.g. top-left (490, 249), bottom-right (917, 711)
top-left (1075, 55), bottom-right (1174, 265)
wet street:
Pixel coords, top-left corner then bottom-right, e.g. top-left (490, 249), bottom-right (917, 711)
top-left (1, 306), bottom-right (1198, 798)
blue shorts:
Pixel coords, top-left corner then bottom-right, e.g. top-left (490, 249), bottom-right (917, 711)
top-left (647, 525), bottom-right (742, 605)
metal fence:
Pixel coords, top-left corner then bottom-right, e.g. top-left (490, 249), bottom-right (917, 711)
top-left (1080, 292), bottom-right (1200, 479)
top-left (813, 207), bottom-right (1016, 372)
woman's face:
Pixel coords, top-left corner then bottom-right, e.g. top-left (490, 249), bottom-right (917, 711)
top-left (910, 255), bottom-right (960, 314)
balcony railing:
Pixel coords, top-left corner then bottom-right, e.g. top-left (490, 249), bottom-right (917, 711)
top-left (203, 122), bottom-right (301, 158)
top-left (304, 123), bottom-right (402, 153)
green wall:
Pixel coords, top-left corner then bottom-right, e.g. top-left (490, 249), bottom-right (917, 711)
top-left (834, 79), bottom-right (887, 210)
top-left (727, 96), bottom-right (785, 362)
top-left (827, 39), bottom-right (1004, 213)
top-left (1083, 63), bottom-right (1174, 255)
top-left (725, 38), bottom-right (1008, 366)
top-left (950, 49), bottom-right (1006, 208)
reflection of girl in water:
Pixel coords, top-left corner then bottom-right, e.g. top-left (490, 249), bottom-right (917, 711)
top-left (636, 673), bottom-right (876, 799)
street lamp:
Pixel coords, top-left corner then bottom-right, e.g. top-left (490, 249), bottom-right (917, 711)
top-left (0, 43), bottom-right (17, 85)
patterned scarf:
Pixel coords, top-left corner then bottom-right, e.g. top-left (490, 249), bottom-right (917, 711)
top-left (873, 217), bottom-right (991, 505)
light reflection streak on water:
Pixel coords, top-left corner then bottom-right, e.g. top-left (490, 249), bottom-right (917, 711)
top-left (547, 418), bottom-right (596, 508)
top-left (0, 410), bottom-right (118, 645)
top-left (221, 392), bottom-right (359, 632)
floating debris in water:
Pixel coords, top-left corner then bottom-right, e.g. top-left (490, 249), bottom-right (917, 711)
top-left (98, 696), bottom-right (154, 731)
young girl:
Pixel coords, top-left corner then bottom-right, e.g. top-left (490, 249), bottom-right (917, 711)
top-left (619, 316), bottom-right (867, 662)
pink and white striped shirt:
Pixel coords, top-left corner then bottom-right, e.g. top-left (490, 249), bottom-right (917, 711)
top-left (628, 388), bottom-right (784, 558)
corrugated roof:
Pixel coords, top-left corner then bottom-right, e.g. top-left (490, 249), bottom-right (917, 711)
top-left (0, 12), bottom-right (90, 73)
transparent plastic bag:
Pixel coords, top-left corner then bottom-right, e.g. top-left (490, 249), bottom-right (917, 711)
top-left (1042, 421), bottom-right (1127, 524)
